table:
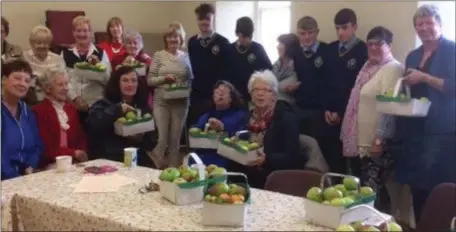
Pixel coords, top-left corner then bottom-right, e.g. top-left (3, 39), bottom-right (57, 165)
top-left (1, 159), bottom-right (328, 231)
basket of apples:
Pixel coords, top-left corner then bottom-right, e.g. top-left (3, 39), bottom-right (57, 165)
top-left (304, 173), bottom-right (377, 229)
top-left (122, 56), bottom-right (147, 76)
top-left (201, 172), bottom-right (250, 227)
top-left (189, 120), bottom-right (226, 150)
top-left (74, 55), bottom-right (108, 81)
top-left (336, 204), bottom-right (402, 232)
top-left (376, 78), bottom-right (431, 117)
top-left (163, 78), bottom-right (190, 100)
top-left (114, 109), bottom-right (155, 137)
top-left (217, 130), bottom-right (262, 165)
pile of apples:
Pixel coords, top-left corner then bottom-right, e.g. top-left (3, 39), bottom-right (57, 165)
top-left (116, 111), bottom-right (152, 125)
top-left (306, 177), bottom-right (374, 207)
top-left (204, 182), bottom-right (247, 205)
top-left (336, 220), bottom-right (402, 232)
top-left (159, 164), bottom-right (227, 184)
top-left (222, 137), bottom-right (260, 153)
top-left (189, 127), bottom-right (218, 138)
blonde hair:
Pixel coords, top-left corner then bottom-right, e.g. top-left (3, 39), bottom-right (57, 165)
top-left (163, 21), bottom-right (186, 48)
top-left (29, 25), bottom-right (53, 42)
top-left (72, 16), bottom-right (91, 30)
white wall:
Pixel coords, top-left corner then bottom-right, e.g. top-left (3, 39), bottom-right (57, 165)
top-left (215, 1), bottom-right (255, 43)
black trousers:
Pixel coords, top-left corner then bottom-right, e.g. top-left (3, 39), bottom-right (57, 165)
top-left (187, 93), bottom-right (213, 127)
top-left (411, 187), bottom-right (430, 224)
top-left (227, 161), bottom-right (269, 189)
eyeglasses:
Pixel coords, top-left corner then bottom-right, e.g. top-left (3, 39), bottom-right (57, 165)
top-left (252, 88), bottom-right (273, 94)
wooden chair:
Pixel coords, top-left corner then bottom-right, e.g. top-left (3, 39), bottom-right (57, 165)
top-left (264, 169), bottom-right (324, 197)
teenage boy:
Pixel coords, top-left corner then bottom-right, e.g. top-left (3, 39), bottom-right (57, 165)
top-left (187, 3), bottom-right (230, 125)
top-left (227, 16), bottom-right (272, 101)
top-left (325, 8), bottom-right (368, 174)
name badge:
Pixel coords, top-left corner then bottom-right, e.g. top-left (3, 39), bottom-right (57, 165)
top-left (247, 53), bottom-right (256, 63)
top-left (314, 56), bottom-right (323, 68)
top-left (212, 45), bottom-right (220, 55)
top-left (347, 58), bottom-right (357, 70)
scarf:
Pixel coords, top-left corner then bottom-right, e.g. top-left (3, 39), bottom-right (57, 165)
top-left (272, 59), bottom-right (295, 82)
top-left (248, 101), bottom-right (276, 145)
top-left (340, 55), bottom-right (393, 157)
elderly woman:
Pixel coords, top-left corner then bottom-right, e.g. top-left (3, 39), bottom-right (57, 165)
top-left (87, 66), bottom-right (157, 167)
top-left (147, 22), bottom-right (193, 168)
top-left (98, 17), bottom-right (126, 63)
top-left (32, 69), bottom-right (87, 169)
top-left (390, 4), bottom-right (455, 223)
top-left (61, 16), bottom-right (111, 125)
top-left (1, 17), bottom-right (22, 62)
top-left (190, 81), bottom-right (247, 168)
top-left (23, 25), bottom-right (66, 105)
top-left (228, 70), bottom-right (306, 188)
top-left (1, 60), bottom-right (43, 180)
top-left (340, 26), bottom-right (412, 222)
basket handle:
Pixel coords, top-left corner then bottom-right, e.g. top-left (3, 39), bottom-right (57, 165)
top-left (392, 78), bottom-right (411, 98)
top-left (182, 152), bottom-right (205, 181)
top-left (344, 204), bottom-right (390, 231)
top-left (320, 172), bottom-right (361, 192)
top-left (451, 217), bottom-right (456, 230)
top-left (234, 130), bottom-right (249, 142)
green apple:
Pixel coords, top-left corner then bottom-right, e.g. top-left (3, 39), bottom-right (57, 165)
top-left (229, 185), bottom-right (246, 196)
top-left (306, 187), bottom-right (323, 202)
top-left (210, 167), bottom-right (226, 177)
top-left (159, 167), bottom-right (181, 182)
top-left (336, 224), bottom-right (355, 231)
top-left (342, 197), bottom-right (355, 206)
top-left (343, 177), bottom-right (360, 191)
top-left (350, 221), bottom-right (364, 231)
top-left (334, 184), bottom-right (348, 196)
top-left (223, 137), bottom-right (233, 144)
top-left (204, 194), bottom-right (212, 202)
top-left (330, 198), bottom-right (345, 207)
top-left (205, 164), bottom-right (218, 173)
top-left (247, 142), bottom-right (260, 150)
top-left (359, 186), bottom-right (374, 197)
top-left (173, 177), bottom-right (187, 184)
top-left (322, 201), bottom-right (330, 205)
top-left (238, 145), bottom-right (249, 153)
top-left (189, 127), bottom-right (201, 135)
top-left (143, 113), bottom-right (152, 118)
top-left (207, 130), bottom-right (217, 135)
top-left (208, 183), bottom-right (230, 196)
top-left (387, 222), bottom-right (403, 231)
top-left (181, 170), bottom-right (197, 182)
top-left (237, 140), bottom-right (249, 147)
top-left (420, 97), bottom-right (429, 102)
top-left (125, 111), bottom-right (136, 120)
top-left (178, 165), bottom-right (188, 174)
top-left (323, 187), bottom-right (343, 201)
top-left (116, 117), bottom-right (126, 123)
top-left (363, 226), bottom-right (380, 232)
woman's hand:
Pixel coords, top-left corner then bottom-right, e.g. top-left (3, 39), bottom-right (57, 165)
top-left (121, 103), bottom-right (135, 113)
top-left (324, 111), bottom-right (341, 126)
top-left (285, 81), bottom-right (301, 93)
top-left (403, 68), bottom-right (427, 85)
top-left (74, 97), bottom-right (89, 112)
top-left (164, 74), bottom-right (176, 84)
top-left (74, 150), bottom-right (88, 162)
top-left (87, 55), bottom-right (100, 65)
top-left (369, 138), bottom-right (384, 157)
top-left (247, 150), bottom-right (266, 167)
top-left (208, 117), bottom-right (224, 131)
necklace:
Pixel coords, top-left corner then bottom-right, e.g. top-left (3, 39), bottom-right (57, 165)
top-left (112, 45), bottom-right (123, 54)
top-left (235, 43), bottom-right (249, 54)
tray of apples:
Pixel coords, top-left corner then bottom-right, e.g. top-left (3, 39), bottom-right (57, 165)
top-left (376, 78), bottom-right (431, 117)
top-left (189, 122), bottom-right (226, 149)
top-left (122, 56), bottom-right (147, 76)
top-left (336, 205), bottom-right (401, 232)
top-left (201, 172), bottom-right (251, 227)
top-left (304, 173), bottom-right (377, 229)
top-left (217, 130), bottom-right (262, 165)
top-left (114, 109), bottom-right (154, 136)
top-left (163, 80), bottom-right (190, 99)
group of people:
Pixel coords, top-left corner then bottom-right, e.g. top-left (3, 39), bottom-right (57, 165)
top-left (1, 2), bottom-right (455, 228)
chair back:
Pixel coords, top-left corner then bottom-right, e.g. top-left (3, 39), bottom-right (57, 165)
top-left (416, 183), bottom-right (456, 232)
top-left (264, 169), bottom-right (323, 197)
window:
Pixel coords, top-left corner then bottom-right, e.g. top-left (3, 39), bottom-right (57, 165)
top-left (416, 1), bottom-right (455, 46)
top-left (215, 1), bottom-right (291, 62)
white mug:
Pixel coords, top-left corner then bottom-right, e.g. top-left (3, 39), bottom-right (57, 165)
top-left (55, 156), bottom-right (72, 173)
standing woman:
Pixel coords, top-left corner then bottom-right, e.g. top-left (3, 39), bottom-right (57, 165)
top-left (1, 17), bottom-right (22, 61)
top-left (98, 17), bottom-right (126, 64)
top-left (391, 4), bottom-right (455, 223)
top-left (147, 22), bottom-right (193, 168)
top-left (23, 25), bottom-right (66, 105)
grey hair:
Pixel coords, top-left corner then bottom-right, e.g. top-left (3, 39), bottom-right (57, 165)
top-left (29, 25), bottom-right (53, 41)
top-left (247, 70), bottom-right (279, 94)
top-left (39, 68), bottom-right (68, 90)
top-left (124, 30), bottom-right (144, 51)
top-left (413, 4), bottom-right (442, 26)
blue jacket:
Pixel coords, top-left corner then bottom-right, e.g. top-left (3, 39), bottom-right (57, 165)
top-left (1, 101), bottom-right (43, 180)
top-left (393, 37), bottom-right (456, 190)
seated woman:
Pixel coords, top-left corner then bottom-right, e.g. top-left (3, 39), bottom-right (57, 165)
top-left (86, 66), bottom-right (157, 167)
top-left (1, 60), bottom-right (43, 180)
top-left (1, 17), bottom-right (22, 62)
top-left (228, 70), bottom-right (306, 189)
top-left (23, 25), bottom-right (66, 105)
top-left (189, 80), bottom-right (246, 168)
top-left (32, 69), bottom-right (88, 169)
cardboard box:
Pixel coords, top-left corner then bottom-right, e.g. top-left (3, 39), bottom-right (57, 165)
top-left (216, 130), bottom-right (261, 165)
top-left (159, 153), bottom-right (206, 205)
top-left (114, 118), bottom-right (155, 137)
top-left (74, 66), bottom-right (108, 82)
top-left (201, 172), bottom-right (251, 227)
top-left (163, 86), bottom-right (190, 99)
top-left (188, 124), bottom-right (225, 149)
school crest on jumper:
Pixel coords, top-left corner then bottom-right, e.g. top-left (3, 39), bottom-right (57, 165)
top-left (212, 45), bottom-right (220, 55)
top-left (314, 56), bottom-right (323, 68)
top-left (347, 58), bottom-right (357, 69)
top-left (247, 53), bottom-right (256, 63)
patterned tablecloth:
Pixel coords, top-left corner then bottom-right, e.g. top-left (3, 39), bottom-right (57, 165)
top-left (1, 159), bottom-right (329, 231)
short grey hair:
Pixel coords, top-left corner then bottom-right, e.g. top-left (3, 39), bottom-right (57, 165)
top-left (39, 68), bottom-right (68, 90)
top-left (247, 70), bottom-right (279, 94)
top-left (29, 25), bottom-right (53, 42)
top-left (124, 30), bottom-right (144, 51)
top-left (413, 4), bottom-right (442, 26)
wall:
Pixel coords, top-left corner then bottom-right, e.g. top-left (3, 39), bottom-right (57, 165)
top-left (1, 1), bottom-right (175, 49)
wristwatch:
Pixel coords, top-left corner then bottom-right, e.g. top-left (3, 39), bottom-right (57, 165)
top-left (374, 138), bottom-right (383, 146)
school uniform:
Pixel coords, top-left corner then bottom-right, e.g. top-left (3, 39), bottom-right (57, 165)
top-left (187, 32), bottom-right (231, 125)
top-left (226, 41), bottom-right (272, 101)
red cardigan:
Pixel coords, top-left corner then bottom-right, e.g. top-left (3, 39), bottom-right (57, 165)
top-left (32, 99), bottom-right (87, 167)
top-left (98, 41), bottom-right (126, 65)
